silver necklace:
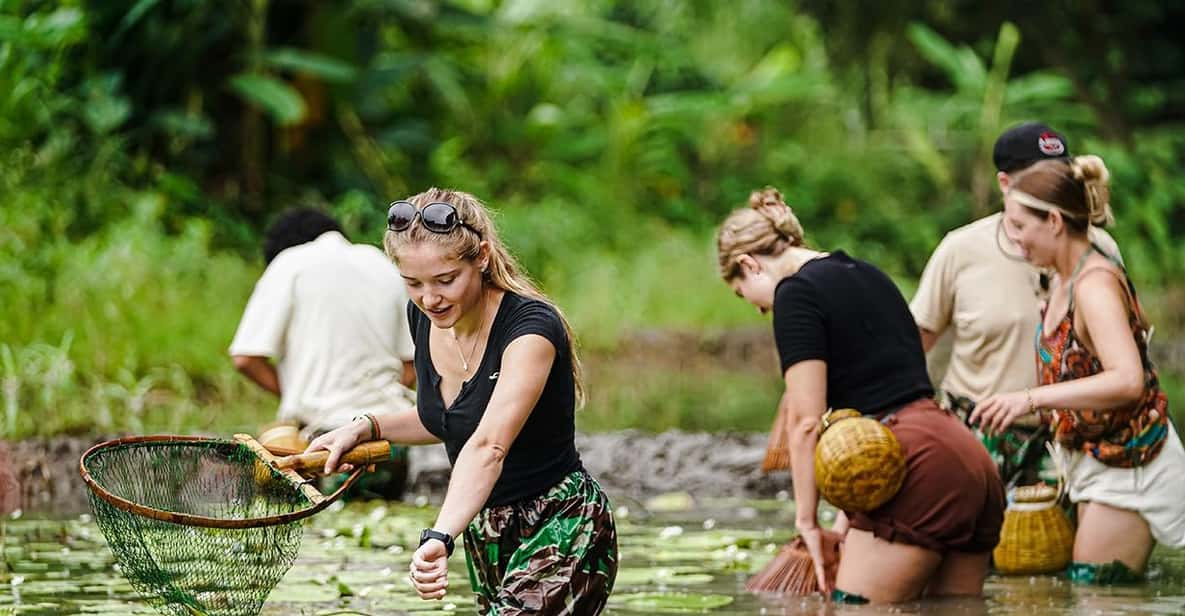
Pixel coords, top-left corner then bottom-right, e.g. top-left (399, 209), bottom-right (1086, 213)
top-left (451, 293), bottom-right (487, 374)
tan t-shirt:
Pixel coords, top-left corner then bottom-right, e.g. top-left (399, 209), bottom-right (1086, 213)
top-left (911, 212), bottom-right (1122, 403)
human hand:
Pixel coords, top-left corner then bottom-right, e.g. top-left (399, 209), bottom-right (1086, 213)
top-left (304, 420), bottom-right (367, 475)
top-left (969, 391), bottom-right (1031, 436)
top-left (795, 520), bottom-right (832, 594)
top-left (410, 539), bottom-right (450, 600)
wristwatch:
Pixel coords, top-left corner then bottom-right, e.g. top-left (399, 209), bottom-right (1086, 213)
top-left (419, 528), bottom-right (455, 557)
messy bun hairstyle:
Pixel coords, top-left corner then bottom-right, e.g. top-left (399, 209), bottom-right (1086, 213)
top-left (716, 187), bottom-right (806, 280)
top-left (1009, 155), bottom-right (1114, 233)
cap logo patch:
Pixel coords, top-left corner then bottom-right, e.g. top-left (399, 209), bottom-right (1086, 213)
top-left (1038, 132), bottom-right (1065, 156)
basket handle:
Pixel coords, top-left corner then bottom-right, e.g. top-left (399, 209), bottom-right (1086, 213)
top-left (273, 440), bottom-right (393, 474)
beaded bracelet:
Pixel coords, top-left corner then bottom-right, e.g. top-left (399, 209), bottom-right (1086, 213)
top-left (1024, 388), bottom-right (1037, 415)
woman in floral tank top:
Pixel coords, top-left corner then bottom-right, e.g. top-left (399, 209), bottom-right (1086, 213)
top-left (971, 155), bottom-right (1185, 584)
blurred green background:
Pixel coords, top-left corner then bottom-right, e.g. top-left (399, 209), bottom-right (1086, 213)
top-left (2, 1), bottom-right (1183, 439)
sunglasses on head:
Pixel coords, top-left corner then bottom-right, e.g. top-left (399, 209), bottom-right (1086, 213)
top-left (387, 201), bottom-right (481, 237)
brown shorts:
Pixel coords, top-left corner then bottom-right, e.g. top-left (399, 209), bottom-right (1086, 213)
top-left (847, 398), bottom-right (1005, 554)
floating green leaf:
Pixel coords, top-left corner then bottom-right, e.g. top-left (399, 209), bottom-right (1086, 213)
top-left (612, 591), bottom-right (734, 613)
top-left (615, 566), bottom-right (714, 587)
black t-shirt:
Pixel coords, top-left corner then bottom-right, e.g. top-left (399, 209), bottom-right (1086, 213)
top-left (773, 251), bottom-right (933, 414)
top-left (408, 292), bottom-right (581, 507)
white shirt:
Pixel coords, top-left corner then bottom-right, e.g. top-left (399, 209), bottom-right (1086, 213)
top-left (229, 231), bottom-right (416, 433)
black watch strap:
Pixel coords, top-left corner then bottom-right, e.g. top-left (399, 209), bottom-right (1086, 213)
top-left (419, 528), bottom-right (455, 557)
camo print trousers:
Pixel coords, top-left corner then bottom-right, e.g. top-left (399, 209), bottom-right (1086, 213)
top-left (463, 470), bottom-right (618, 615)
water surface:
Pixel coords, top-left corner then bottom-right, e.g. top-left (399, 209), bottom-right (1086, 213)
top-left (3, 496), bottom-right (1185, 614)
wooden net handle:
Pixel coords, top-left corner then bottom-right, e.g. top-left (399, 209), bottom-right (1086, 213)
top-left (274, 440), bottom-right (392, 473)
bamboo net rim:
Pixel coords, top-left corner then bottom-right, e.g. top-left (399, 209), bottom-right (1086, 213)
top-left (79, 434), bottom-right (365, 529)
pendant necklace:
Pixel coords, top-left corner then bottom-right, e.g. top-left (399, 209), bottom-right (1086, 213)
top-left (451, 292), bottom-right (487, 375)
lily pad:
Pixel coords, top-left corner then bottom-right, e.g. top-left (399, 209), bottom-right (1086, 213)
top-left (615, 566), bottom-right (714, 587)
top-left (645, 492), bottom-right (696, 512)
top-left (612, 591), bottom-right (734, 613)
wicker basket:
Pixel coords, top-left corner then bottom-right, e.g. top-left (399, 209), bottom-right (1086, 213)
top-left (813, 408), bottom-right (906, 512)
top-left (993, 483), bottom-right (1074, 575)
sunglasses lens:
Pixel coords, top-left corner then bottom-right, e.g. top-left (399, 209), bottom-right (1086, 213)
top-left (421, 203), bottom-right (460, 233)
top-left (387, 202), bottom-right (416, 231)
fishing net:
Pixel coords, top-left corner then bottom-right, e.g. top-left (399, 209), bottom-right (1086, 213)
top-left (80, 435), bottom-right (383, 616)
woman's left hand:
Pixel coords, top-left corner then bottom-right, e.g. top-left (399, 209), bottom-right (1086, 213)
top-left (970, 391), bottom-right (1030, 436)
top-left (410, 539), bottom-right (450, 600)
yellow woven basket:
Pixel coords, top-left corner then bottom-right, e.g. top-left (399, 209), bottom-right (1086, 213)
top-left (993, 483), bottom-right (1074, 575)
top-left (813, 408), bottom-right (906, 512)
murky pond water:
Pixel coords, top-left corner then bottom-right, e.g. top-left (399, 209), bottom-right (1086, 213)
top-left (3, 495), bottom-right (1185, 614)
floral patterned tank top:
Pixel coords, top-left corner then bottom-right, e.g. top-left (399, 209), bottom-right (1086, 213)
top-left (1036, 245), bottom-right (1169, 468)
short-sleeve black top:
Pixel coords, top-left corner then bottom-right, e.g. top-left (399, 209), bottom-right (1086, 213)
top-left (773, 251), bottom-right (933, 415)
top-left (408, 292), bottom-right (582, 507)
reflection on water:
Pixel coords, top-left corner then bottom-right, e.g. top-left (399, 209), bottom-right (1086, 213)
top-left (2, 497), bottom-right (1185, 614)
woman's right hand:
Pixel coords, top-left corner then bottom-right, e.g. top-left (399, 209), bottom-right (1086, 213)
top-left (304, 419), bottom-right (368, 475)
top-left (795, 521), bottom-right (832, 594)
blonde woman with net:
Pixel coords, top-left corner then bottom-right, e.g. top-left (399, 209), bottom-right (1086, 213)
top-left (307, 188), bottom-right (617, 613)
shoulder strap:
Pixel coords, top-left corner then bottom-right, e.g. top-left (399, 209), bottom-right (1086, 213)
top-left (1090, 241), bottom-right (1123, 269)
top-left (1070, 265), bottom-right (1149, 336)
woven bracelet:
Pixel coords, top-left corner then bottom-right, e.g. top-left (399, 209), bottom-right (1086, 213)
top-left (363, 413), bottom-right (382, 441)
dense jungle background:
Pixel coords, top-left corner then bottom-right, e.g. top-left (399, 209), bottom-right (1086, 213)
top-left (3, 1), bottom-right (1184, 439)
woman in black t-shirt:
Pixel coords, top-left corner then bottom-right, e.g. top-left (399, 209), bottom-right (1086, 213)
top-left (306, 188), bottom-right (617, 614)
top-left (717, 188), bottom-right (1004, 604)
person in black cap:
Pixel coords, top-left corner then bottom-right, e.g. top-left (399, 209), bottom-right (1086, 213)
top-left (910, 122), bottom-right (1122, 489)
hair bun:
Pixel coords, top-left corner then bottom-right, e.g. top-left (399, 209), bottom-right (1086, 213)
top-left (748, 186), bottom-right (804, 242)
top-left (1070, 155), bottom-right (1113, 227)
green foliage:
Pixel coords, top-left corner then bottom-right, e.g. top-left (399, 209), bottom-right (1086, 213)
top-left (0, 1), bottom-right (1183, 437)
top-left (229, 73), bottom-right (306, 125)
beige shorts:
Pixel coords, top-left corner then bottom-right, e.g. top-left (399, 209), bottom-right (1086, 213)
top-left (1060, 422), bottom-right (1185, 547)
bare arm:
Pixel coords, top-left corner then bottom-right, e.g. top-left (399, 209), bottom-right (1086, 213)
top-left (401, 360), bottom-right (417, 389)
top-left (372, 405), bottom-right (439, 444)
top-left (1032, 271), bottom-right (1145, 409)
top-left (429, 334), bottom-right (555, 538)
top-left (232, 355), bottom-right (280, 396)
top-left (784, 359), bottom-right (829, 531)
top-left (307, 404), bottom-right (440, 474)
top-left (918, 326), bottom-right (940, 353)
top-left (972, 271), bottom-right (1145, 433)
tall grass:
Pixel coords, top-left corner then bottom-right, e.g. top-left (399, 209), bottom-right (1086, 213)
top-left (3, 199), bottom-right (1181, 439)
top-left (1, 188), bottom-right (277, 439)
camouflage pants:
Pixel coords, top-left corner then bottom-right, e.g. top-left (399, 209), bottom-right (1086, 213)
top-left (946, 392), bottom-right (1051, 487)
top-left (464, 470), bottom-right (618, 615)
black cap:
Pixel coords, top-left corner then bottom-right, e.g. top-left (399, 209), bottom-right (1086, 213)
top-left (992, 122), bottom-right (1070, 173)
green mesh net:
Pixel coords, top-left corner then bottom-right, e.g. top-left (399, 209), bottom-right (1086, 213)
top-left (82, 438), bottom-right (314, 616)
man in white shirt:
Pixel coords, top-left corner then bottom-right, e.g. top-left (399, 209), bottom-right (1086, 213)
top-left (230, 208), bottom-right (416, 497)
top-left (912, 122), bottom-right (1121, 487)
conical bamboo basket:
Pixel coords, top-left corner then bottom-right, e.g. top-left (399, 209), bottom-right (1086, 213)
top-left (993, 483), bottom-right (1074, 575)
top-left (760, 405), bottom-right (791, 472)
top-left (745, 530), bottom-right (842, 595)
top-left (813, 409), bottom-right (905, 512)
